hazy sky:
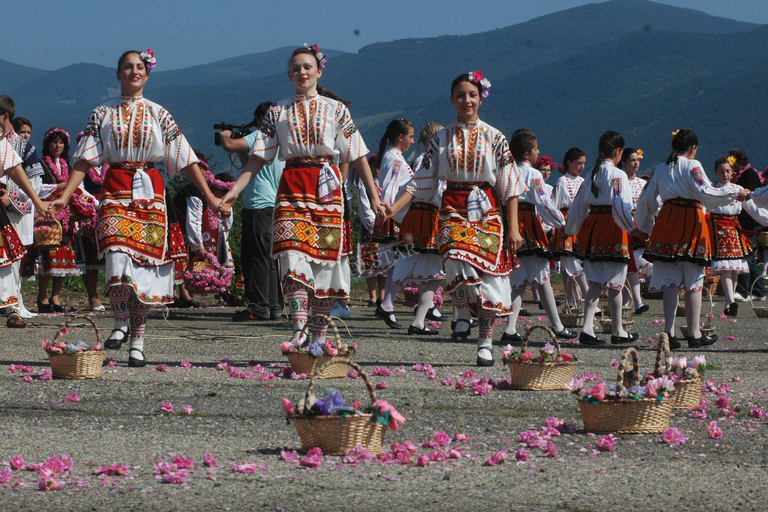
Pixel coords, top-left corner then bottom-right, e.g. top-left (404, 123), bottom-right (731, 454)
top-left (5, 0), bottom-right (767, 70)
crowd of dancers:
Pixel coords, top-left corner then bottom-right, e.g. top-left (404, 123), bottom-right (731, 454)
top-left (1, 45), bottom-right (767, 368)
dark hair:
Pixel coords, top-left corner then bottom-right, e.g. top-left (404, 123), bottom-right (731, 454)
top-left (590, 130), bottom-right (624, 197)
top-left (450, 73), bottom-right (485, 97)
top-left (366, 153), bottom-right (380, 179)
top-left (620, 148), bottom-right (637, 166)
top-left (714, 156), bottom-right (731, 172)
top-left (509, 128), bottom-right (537, 161)
top-left (117, 50), bottom-right (152, 74)
top-left (253, 101), bottom-right (275, 122)
top-left (12, 117), bottom-right (31, 131)
top-left (727, 147), bottom-right (748, 168)
top-left (0, 95), bottom-right (15, 121)
top-left (214, 172), bottom-right (235, 183)
top-left (666, 129), bottom-right (698, 165)
top-left (288, 48), bottom-right (351, 107)
top-left (42, 128), bottom-right (71, 164)
top-left (375, 119), bottom-right (413, 170)
top-left (561, 147), bottom-right (586, 174)
top-left (418, 122), bottom-right (443, 147)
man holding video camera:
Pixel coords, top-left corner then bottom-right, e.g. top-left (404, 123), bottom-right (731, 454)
top-left (217, 101), bottom-right (285, 321)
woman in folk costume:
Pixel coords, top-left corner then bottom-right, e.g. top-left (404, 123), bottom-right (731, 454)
top-left (619, 148), bottom-right (652, 314)
top-left (385, 71), bottom-right (525, 367)
top-left (50, 49), bottom-right (225, 367)
top-left (501, 129), bottom-right (576, 343)
top-left (219, 44), bottom-right (383, 346)
top-left (551, 148), bottom-right (589, 309)
top-left (635, 129), bottom-right (746, 349)
top-left (565, 131), bottom-right (639, 346)
top-left (0, 138), bottom-right (49, 307)
top-left (391, 122), bottom-right (447, 335)
top-left (372, 119), bottom-right (415, 329)
top-left (707, 156), bottom-right (768, 317)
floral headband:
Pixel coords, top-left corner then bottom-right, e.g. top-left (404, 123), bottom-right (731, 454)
top-left (534, 155), bottom-right (556, 171)
top-left (43, 127), bottom-right (70, 145)
top-left (303, 43), bottom-right (327, 69)
top-left (205, 171), bottom-right (234, 191)
top-left (468, 70), bottom-right (491, 98)
top-left (636, 149), bottom-right (644, 159)
top-left (140, 49), bottom-right (157, 70)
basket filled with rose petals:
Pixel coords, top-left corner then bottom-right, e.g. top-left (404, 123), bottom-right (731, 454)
top-left (502, 325), bottom-right (578, 390)
top-left (284, 359), bottom-right (404, 455)
top-left (33, 218), bottom-right (63, 250)
top-left (184, 254), bottom-right (233, 294)
top-left (281, 314), bottom-right (356, 379)
top-left (652, 332), bottom-right (710, 409)
top-left (43, 315), bottom-right (105, 379)
top-left (570, 347), bottom-right (674, 434)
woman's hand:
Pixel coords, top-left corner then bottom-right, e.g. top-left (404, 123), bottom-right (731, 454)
top-left (206, 193), bottom-right (230, 218)
top-left (216, 190), bottom-right (236, 218)
top-left (739, 188), bottom-right (751, 201)
top-left (48, 197), bottom-right (67, 214)
top-left (506, 228), bottom-right (523, 252)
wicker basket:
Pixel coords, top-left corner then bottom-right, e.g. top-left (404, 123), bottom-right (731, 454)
top-left (506, 325), bottom-right (577, 390)
top-left (33, 219), bottom-right (63, 250)
top-left (599, 285), bottom-right (634, 334)
top-left (184, 259), bottom-right (231, 294)
top-left (578, 347), bottom-right (673, 434)
top-left (560, 276), bottom-right (583, 328)
top-left (290, 359), bottom-right (388, 455)
top-left (652, 332), bottom-right (702, 409)
top-left (285, 314), bottom-right (350, 379)
top-left (750, 277), bottom-right (768, 317)
top-left (47, 315), bottom-right (105, 379)
top-left (758, 231), bottom-right (768, 248)
top-left (680, 287), bottom-right (716, 338)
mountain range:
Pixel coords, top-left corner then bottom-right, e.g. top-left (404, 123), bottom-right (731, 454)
top-left (3, 0), bottom-right (766, 177)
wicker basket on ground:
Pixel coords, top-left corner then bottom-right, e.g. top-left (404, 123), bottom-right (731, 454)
top-left (750, 277), bottom-right (768, 318)
top-left (506, 325), bottom-right (577, 390)
top-left (284, 314), bottom-right (351, 379)
top-left (680, 287), bottom-right (716, 338)
top-left (290, 359), bottom-right (388, 455)
top-left (578, 347), bottom-right (673, 434)
top-left (560, 276), bottom-right (583, 328)
top-left (599, 285), bottom-right (634, 334)
top-left (652, 333), bottom-right (702, 410)
top-left (47, 315), bottom-right (105, 379)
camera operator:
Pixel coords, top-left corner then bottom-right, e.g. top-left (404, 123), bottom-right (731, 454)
top-left (218, 101), bottom-right (285, 321)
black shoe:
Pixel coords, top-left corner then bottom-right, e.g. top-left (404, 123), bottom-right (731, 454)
top-left (425, 307), bottom-right (442, 322)
top-left (451, 319), bottom-right (471, 342)
top-left (537, 301), bottom-right (544, 310)
top-left (579, 332), bottom-right (605, 346)
top-left (724, 303), bottom-right (738, 317)
top-left (634, 304), bottom-right (650, 315)
top-left (408, 325), bottom-right (439, 336)
top-left (451, 319), bottom-right (478, 330)
top-left (375, 305), bottom-right (404, 329)
top-left (476, 349), bottom-right (494, 367)
top-left (105, 328), bottom-right (129, 350)
top-left (553, 327), bottom-right (577, 339)
top-left (270, 309), bottom-right (283, 320)
top-left (688, 334), bottom-right (718, 348)
top-left (50, 298), bottom-right (65, 313)
top-left (366, 300), bottom-right (377, 308)
top-left (36, 300), bottom-right (54, 313)
top-left (500, 331), bottom-right (523, 343)
top-left (169, 298), bottom-right (193, 309)
top-left (611, 332), bottom-right (639, 345)
top-left (128, 348), bottom-right (147, 368)
top-left (668, 335), bottom-right (681, 350)
top-left (518, 309), bottom-right (531, 317)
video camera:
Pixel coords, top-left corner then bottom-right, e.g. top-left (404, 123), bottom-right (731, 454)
top-left (213, 118), bottom-right (259, 147)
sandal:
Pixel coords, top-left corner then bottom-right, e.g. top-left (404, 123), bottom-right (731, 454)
top-left (105, 327), bottom-right (129, 350)
top-left (128, 348), bottom-right (146, 368)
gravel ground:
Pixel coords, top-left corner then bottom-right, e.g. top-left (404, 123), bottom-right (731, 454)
top-left (1, 296), bottom-right (767, 511)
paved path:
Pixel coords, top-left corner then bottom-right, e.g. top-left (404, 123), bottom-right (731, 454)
top-left (1, 298), bottom-right (767, 511)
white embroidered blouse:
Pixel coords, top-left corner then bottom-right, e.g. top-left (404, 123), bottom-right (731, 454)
top-left (0, 138), bottom-right (21, 174)
top-left (552, 174), bottom-right (584, 211)
top-left (516, 161), bottom-right (565, 230)
top-left (73, 96), bottom-right (199, 176)
top-left (565, 161), bottom-right (635, 235)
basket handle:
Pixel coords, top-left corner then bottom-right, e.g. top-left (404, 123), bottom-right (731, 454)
top-left (298, 314), bottom-right (341, 349)
top-left (52, 315), bottom-right (102, 346)
top-left (562, 275), bottom-right (582, 314)
top-left (616, 347), bottom-right (639, 392)
top-left (520, 325), bottom-right (563, 361)
top-left (300, 358), bottom-right (376, 414)
top-left (703, 285), bottom-right (714, 328)
top-left (750, 275), bottom-right (763, 307)
top-left (653, 333), bottom-right (671, 377)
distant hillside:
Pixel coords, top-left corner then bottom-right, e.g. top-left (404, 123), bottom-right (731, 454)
top-left (0, 59), bottom-right (47, 95)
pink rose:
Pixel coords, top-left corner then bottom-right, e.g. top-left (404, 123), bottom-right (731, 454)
top-left (327, 347), bottom-right (339, 357)
top-left (42, 339), bottom-right (51, 351)
top-left (587, 383), bottom-right (606, 401)
top-left (282, 398), bottom-right (295, 415)
top-left (520, 351), bottom-right (534, 362)
top-left (560, 353), bottom-right (574, 362)
top-left (373, 400), bottom-right (405, 431)
top-left (434, 431), bottom-right (451, 447)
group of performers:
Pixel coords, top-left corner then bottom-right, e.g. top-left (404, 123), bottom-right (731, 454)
top-left (2, 45), bottom-right (767, 368)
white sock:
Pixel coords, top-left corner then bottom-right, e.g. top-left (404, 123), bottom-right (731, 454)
top-left (129, 337), bottom-right (145, 361)
top-left (477, 338), bottom-right (492, 360)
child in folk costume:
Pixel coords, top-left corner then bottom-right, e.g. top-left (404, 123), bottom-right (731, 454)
top-left (353, 153), bottom-right (386, 307)
top-left (708, 157), bottom-right (768, 316)
top-left (501, 130), bottom-right (576, 343)
top-left (0, 138), bottom-right (49, 308)
top-left (619, 148), bottom-right (652, 314)
top-left (635, 129), bottom-right (747, 349)
top-left (51, 49), bottom-right (225, 367)
top-left (220, 45), bottom-right (382, 347)
top-left (565, 131), bottom-right (639, 346)
top-left (392, 122), bottom-right (446, 335)
top-left (529, 154), bottom-right (557, 310)
top-left (551, 148), bottom-right (589, 309)
top-left (385, 71), bottom-right (525, 366)
top-left (372, 119), bottom-right (415, 329)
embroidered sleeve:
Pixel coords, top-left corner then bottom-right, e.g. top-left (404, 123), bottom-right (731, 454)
top-left (333, 103), bottom-right (368, 163)
top-left (72, 106), bottom-right (107, 166)
top-left (406, 133), bottom-right (440, 202)
top-left (7, 189), bottom-right (32, 216)
top-left (495, 135), bottom-right (525, 201)
top-left (688, 162), bottom-right (739, 210)
top-left (531, 176), bottom-right (565, 229)
top-left (610, 174), bottom-right (636, 233)
top-left (186, 196), bottom-right (204, 250)
top-left (0, 139), bottom-right (22, 175)
top-left (249, 105), bottom-right (280, 164)
top-left (158, 108), bottom-right (199, 177)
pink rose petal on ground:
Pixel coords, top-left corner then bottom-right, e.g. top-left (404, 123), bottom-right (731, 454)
top-left (203, 453), bottom-right (218, 467)
top-left (10, 456), bottom-right (24, 470)
top-left (514, 448), bottom-right (529, 462)
top-left (63, 392), bottom-right (80, 403)
top-left (159, 402), bottom-right (174, 413)
top-left (155, 364), bottom-right (170, 372)
top-left (182, 405), bottom-right (193, 415)
top-left (596, 435), bottom-right (616, 452)
top-left (485, 450), bottom-right (508, 466)
top-left (180, 360), bottom-right (192, 368)
top-left (299, 447), bottom-right (323, 468)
